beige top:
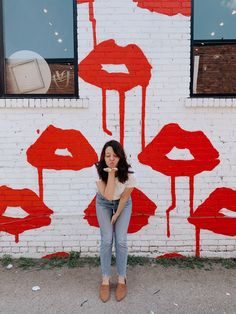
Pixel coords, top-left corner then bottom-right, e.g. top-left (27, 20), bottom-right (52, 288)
top-left (93, 165), bottom-right (137, 200)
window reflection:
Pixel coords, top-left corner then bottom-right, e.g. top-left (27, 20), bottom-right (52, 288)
top-left (2, 0), bottom-right (76, 95)
top-left (194, 0), bottom-right (236, 40)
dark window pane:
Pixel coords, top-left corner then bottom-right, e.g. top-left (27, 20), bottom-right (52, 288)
top-left (194, 0), bottom-right (236, 40)
top-left (47, 61), bottom-right (75, 94)
top-left (193, 44), bottom-right (236, 94)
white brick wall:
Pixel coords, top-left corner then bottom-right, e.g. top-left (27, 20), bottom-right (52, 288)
top-left (0, 0), bottom-right (235, 258)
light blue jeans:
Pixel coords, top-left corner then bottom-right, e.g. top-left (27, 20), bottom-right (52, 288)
top-left (96, 192), bottom-right (132, 277)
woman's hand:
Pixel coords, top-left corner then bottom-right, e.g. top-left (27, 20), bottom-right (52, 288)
top-left (111, 213), bottom-right (119, 224)
top-left (103, 167), bottom-right (118, 173)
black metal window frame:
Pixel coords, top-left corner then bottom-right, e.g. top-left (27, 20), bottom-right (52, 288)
top-left (190, 0), bottom-right (236, 98)
top-left (0, 0), bottom-right (79, 99)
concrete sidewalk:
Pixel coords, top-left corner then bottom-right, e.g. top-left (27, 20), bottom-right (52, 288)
top-left (0, 264), bottom-right (235, 314)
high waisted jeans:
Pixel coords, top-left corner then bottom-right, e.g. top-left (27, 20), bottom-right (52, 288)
top-left (96, 192), bottom-right (132, 277)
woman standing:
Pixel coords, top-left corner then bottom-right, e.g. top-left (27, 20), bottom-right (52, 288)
top-left (94, 140), bottom-right (136, 302)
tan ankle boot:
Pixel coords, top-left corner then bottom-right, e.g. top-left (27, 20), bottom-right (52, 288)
top-left (99, 283), bottom-right (110, 302)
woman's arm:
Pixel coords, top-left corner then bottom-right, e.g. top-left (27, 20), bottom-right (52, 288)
top-left (111, 187), bottom-right (134, 224)
top-left (96, 169), bottom-right (116, 200)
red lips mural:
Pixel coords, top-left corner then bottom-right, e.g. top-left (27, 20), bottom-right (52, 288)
top-left (0, 186), bottom-right (53, 243)
top-left (77, 0), bottom-right (97, 47)
top-left (138, 123), bottom-right (220, 237)
top-left (138, 123), bottom-right (220, 177)
top-left (188, 187), bottom-right (236, 257)
top-left (84, 188), bottom-right (157, 233)
top-left (79, 39), bottom-right (152, 148)
top-left (133, 0), bottom-right (191, 16)
top-left (27, 125), bottom-right (98, 200)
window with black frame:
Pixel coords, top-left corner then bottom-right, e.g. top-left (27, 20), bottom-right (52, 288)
top-left (0, 0), bottom-right (78, 97)
top-left (192, 0), bottom-right (236, 96)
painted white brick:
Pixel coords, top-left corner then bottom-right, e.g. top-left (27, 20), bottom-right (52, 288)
top-left (0, 0), bottom-right (235, 259)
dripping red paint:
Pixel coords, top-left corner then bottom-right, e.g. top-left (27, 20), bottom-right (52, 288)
top-left (138, 123), bottom-right (220, 237)
top-left (188, 188), bottom-right (236, 256)
top-left (79, 39), bottom-right (151, 147)
top-left (0, 186), bottom-right (53, 243)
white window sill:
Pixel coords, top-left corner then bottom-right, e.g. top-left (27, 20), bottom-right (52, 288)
top-left (0, 98), bottom-right (89, 109)
top-left (184, 98), bottom-right (236, 108)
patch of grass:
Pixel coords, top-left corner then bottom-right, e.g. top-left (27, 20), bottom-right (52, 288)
top-left (17, 257), bottom-right (38, 269)
top-left (154, 257), bottom-right (212, 270)
top-left (67, 251), bottom-right (81, 268)
top-left (128, 255), bottom-right (152, 266)
top-left (1, 254), bottom-right (13, 267)
top-left (1, 253), bottom-right (236, 270)
top-left (218, 258), bottom-right (236, 269)
top-left (80, 256), bottom-right (100, 268)
top-left (46, 257), bottom-right (68, 268)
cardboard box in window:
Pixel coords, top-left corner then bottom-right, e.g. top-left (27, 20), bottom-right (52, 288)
top-left (5, 60), bottom-right (75, 95)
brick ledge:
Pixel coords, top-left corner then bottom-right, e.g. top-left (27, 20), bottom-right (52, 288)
top-left (184, 98), bottom-right (236, 108)
top-left (0, 98), bottom-right (89, 109)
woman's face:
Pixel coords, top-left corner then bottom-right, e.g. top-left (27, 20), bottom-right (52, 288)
top-left (104, 146), bottom-right (120, 168)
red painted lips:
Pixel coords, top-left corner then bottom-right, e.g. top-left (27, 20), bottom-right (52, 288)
top-left (27, 125), bottom-right (98, 201)
top-left (133, 0), bottom-right (191, 16)
top-left (188, 187), bottom-right (236, 256)
top-left (0, 186), bottom-right (53, 243)
top-left (188, 188), bottom-right (236, 236)
top-left (79, 39), bottom-right (152, 92)
top-left (27, 125), bottom-right (98, 170)
top-left (79, 39), bottom-right (151, 146)
top-left (84, 188), bottom-right (157, 233)
top-left (138, 123), bottom-right (220, 177)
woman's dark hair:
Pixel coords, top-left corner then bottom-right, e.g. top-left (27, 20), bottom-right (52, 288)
top-left (95, 140), bottom-right (133, 183)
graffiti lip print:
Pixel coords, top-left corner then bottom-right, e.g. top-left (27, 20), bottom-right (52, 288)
top-left (188, 188), bottom-right (236, 236)
top-left (138, 123), bottom-right (220, 176)
top-left (26, 125), bottom-right (98, 170)
top-left (84, 188), bottom-right (157, 233)
top-left (133, 0), bottom-right (191, 16)
top-left (0, 186), bottom-right (53, 243)
top-left (77, 0), bottom-right (94, 3)
top-left (79, 39), bottom-right (152, 91)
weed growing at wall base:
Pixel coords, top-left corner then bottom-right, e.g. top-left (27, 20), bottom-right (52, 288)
top-left (1, 253), bottom-right (236, 271)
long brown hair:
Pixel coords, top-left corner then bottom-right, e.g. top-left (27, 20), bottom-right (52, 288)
top-left (95, 140), bottom-right (133, 183)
